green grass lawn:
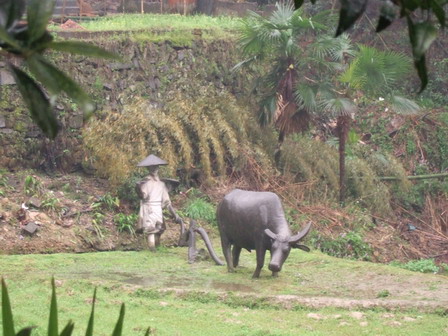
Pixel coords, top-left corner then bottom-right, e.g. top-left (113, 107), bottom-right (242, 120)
top-left (76, 14), bottom-right (240, 31)
top-left (50, 14), bottom-right (240, 43)
top-left (1, 248), bottom-right (448, 335)
top-left (50, 13), bottom-right (242, 46)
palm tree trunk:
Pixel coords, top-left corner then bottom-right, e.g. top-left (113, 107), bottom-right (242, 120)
top-left (337, 115), bottom-right (350, 203)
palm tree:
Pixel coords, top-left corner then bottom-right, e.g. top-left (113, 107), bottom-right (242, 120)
top-left (233, 1), bottom-right (329, 159)
top-left (293, 33), bottom-right (357, 202)
top-left (298, 44), bottom-right (418, 202)
top-left (235, 2), bottom-right (418, 203)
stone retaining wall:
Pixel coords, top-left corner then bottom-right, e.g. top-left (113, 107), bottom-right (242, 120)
top-left (0, 35), bottom-right (246, 172)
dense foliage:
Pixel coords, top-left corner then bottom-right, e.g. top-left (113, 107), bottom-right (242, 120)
top-left (83, 86), bottom-right (273, 187)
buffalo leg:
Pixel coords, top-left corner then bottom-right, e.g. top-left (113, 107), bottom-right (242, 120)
top-left (232, 246), bottom-right (242, 267)
top-left (220, 235), bottom-right (234, 272)
top-left (252, 248), bottom-right (266, 278)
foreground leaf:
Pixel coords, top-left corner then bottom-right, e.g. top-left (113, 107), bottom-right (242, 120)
top-left (27, 0), bottom-right (56, 43)
top-left (9, 64), bottom-right (59, 138)
top-left (414, 55), bottom-right (428, 92)
top-left (26, 55), bottom-right (95, 118)
top-left (48, 278), bottom-right (59, 336)
top-left (376, 0), bottom-right (397, 32)
top-left (0, 26), bottom-right (21, 49)
top-left (2, 278), bottom-right (15, 336)
top-left (85, 289), bottom-right (97, 336)
top-left (48, 41), bottom-right (120, 59)
top-left (59, 321), bottom-right (75, 336)
top-left (412, 21), bottom-right (438, 60)
top-left (111, 304), bottom-right (125, 336)
top-left (335, 0), bottom-right (368, 36)
top-left (15, 328), bottom-right (34, 336)
top-left (0, 0), bottom-right (26, 29)
top-left (430, 0), bottom-right (446, 28)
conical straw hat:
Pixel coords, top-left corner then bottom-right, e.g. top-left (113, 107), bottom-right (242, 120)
top-left (137, 154), bottom-right (167, 167)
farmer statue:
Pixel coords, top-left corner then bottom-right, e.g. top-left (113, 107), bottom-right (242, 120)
top-left (136, 154), bottom-right (184, 251)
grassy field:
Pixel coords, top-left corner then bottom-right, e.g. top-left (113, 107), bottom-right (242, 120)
top-left (76, 14), bottom-right (240, 31)
top-left (1, 246), bottom-right (448, 335)
top-left (50, 14), bottom-right (240, 42)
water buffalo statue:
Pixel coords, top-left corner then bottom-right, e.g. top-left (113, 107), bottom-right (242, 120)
top-left (217, 189), bottom-right (311, 278)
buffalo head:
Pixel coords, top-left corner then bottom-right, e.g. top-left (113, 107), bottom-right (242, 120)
top-left (264, 222), bottom-right (312, 274)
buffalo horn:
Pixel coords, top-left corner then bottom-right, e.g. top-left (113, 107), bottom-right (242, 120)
top-left (289, 222), bottom-right (312, 244)
top-left (264, 229), bottom-right (277, 240)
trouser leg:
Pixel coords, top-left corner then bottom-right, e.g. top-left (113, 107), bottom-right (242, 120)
top-left (147, 233), bottom-right (156, 251)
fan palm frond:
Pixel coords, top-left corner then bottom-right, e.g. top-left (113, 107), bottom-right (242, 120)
top-left (307, 9), bottom-right (337, 31)
top-left (238, 17), bottom-right (268, 58)
top-left (269, 1), bottom-right (295, 27)
top-left (231, 56), bottom-right (258, 73)
top-left (320, 97), bottom-right (356, 118)
top-left (258, 94), bottom-right (277, 126)
top-left (340, 45), bottom-right (412, 95)
top-left (294, 82), bottom-right (318, 112)
top-left (312, 34), bottom-right (355, 62)
top-left (389, 95), bottom-right (420, 115)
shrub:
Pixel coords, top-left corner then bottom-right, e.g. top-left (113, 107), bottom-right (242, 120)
top-left (114, 213), bottom-right (138, 234)
top-left (310, 231), bottom-right (373, 261)
top-left (117, 172), bottom-right (146, 210)
top-left (82, 87), bottom-right (271, 187)
top-left (182, 197), bottom-right (217, 226)
top-left (24, 175), bottom-right (42, 196)
top-left (390, 259), bottom-right (441, 273)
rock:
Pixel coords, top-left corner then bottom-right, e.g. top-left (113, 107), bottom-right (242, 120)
top-left (22, 222), bottom-right (38, 235)
top-left (403, 316), bottom-right (416, 322)
top-left (0, 115), bottom-right (5, 128)
top-left (54, 279), bottom-right (64, 287)
top-left (382, 313), bottom-right (395, 318)
top-left (387, 321), bottom-right (402, 326)
top-left (103, 83), bottom-right (114, 90)
top-left (26, 129), bottom-right (42, 138)
top-left (339, 321), bottom-right (350, 326)
top-left (69, 115), bottom-right (84, 129)
top-left (307, 313), bottom-right (324, 320)
top-left (0, 70), bottom-right (15, 85)
top-left (27, 197), bottom-right (42, 209)
top-left (350, 312), bottom-right (365, 320)
top-left (108, 63), bottom-right (134, 71)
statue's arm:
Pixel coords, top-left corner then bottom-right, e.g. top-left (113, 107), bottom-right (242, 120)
top-left (167, 203), bottom-right (181, 223)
